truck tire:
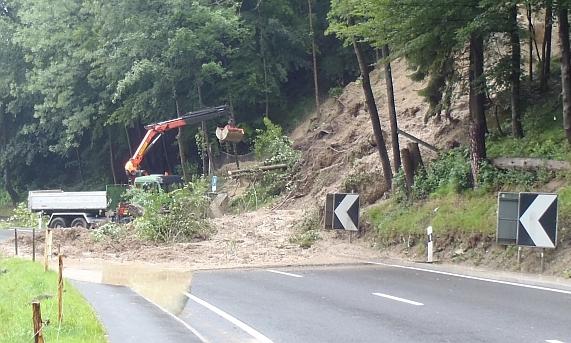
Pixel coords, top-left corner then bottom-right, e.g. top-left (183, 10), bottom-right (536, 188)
top-left (49, 217), bottom-right (67, 228)
top-left (70, 217), bottom-right (88, 229)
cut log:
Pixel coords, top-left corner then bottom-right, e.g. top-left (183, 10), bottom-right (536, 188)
top-left (228, 164), bottom-right (288, 176)
top-left (408, 142), bottom-right (424, 173)
top-left (401, 148), bottom-right (414, 198)
top-left (216, 125), bottom-right (245, 143)
top-left (492, 157), bottom-right (571, 171)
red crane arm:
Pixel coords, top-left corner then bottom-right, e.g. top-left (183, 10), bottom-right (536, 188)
top-left (124, 106), bottom-right (230, 176)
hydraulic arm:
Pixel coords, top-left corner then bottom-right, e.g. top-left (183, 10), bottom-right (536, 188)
top-left (125, 105), bottom-right (231, 176)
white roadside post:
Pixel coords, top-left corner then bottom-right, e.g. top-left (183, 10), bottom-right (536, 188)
top-left (427, 226), bottom-right (434, 263)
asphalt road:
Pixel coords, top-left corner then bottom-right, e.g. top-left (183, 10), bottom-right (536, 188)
top-left (73, 281), bottom-right (204, 343)
top-left (181, 263), bottom-right (571, 343)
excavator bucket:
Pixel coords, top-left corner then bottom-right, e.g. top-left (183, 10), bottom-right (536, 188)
top-left (216, 125), bottom-right (245, 143)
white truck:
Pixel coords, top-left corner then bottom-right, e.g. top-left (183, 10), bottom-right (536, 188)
top-left (28, 190), bottom-right (111, 228)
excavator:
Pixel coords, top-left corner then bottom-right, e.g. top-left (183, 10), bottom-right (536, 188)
top-left (124, 105), bottom-right (244, 181)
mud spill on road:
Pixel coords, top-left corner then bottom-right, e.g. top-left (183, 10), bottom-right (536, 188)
top-left (63, 259), bottom-right (191, 315)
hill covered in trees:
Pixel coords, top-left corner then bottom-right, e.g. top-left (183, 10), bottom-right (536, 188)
top-left (2, 0), bottom-right (571, 209)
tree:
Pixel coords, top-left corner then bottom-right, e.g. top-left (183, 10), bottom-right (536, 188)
top-left (558, 2), bottom-right (571, 144)
top-left (510, 4), bottom-right (524, 138)
top-left (540, 0), bottom-right (553, 90)
top-left (382, 45), bottom-right (401, 173)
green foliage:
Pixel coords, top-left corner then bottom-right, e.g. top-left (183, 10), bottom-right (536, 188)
top-left (343, 171), bottom-right (376, 193)
top-left (290, 210), bottom-right (320, 248)
top-left (366, 191), bottom-right (496, 238)
top-left (0, 258), bottom-right (106, 343)
top-left (91, 222), bottom-right (126, 243)
top-left (410, 148), bottom-right (472, 200)
top-left (9, 202), bottom-right (36, 227)
top-left (254, 117), bottom-right (300, 166)
top-left (128, 178), bottom-right (213, 243)
top-left (488, 95), bottom-right (571, 161)
top-left (229, 171), bottom-right (291, 212)
top-left (328, 86), bottom-right (343, 98)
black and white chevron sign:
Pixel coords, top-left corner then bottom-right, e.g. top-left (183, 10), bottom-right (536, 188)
top-left (517, 193), bottom-right (558, 248)
top-left (325, 193), bottom-right (359, 231)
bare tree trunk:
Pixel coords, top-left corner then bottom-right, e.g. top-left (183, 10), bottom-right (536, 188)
top-left (161, 135), bottom-right (172, 174)
top-left (229, 99), bottom-right (240, 169)
top-left (124, 124), bottom-right (133, 157)
top-left (382, 44), bottom-right (401, 173)
top-left (510, 5), bottom-right (524, 138)
top-left (541, 0), bottom-right (553, 90)
top-left (558, 6), bottom-right (571, 144)
top-left (174, 96), bottom-right (188, 180)
top-left (353, 39), bottom-right (393, 189)
top-left (401, 148), bottom-right (414, 198)
top-left (469, 34), bottom-right (487, 185)
top-left (308, 0), bottom-right (320, 116)
top-left (527, 4), bottom-right (534, 84)
top-left (197, 82), bottom-right (209, 175)
top-left (108, 128), bottom-right (117, 184)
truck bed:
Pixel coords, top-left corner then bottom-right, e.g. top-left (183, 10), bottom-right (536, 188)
top-left (28, 190), bottom-right (107, 212)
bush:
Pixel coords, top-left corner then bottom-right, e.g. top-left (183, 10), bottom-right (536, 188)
top-left (9, 202), bottom-right (37, 227)
top-left (128, 178), bottom-right (213, 242)
top-left (91, 222), bottom-right (126, 242)
top-left (254, 117), bottom-right (300, 166)
top-left (290, 210), bottom-right (320, 248)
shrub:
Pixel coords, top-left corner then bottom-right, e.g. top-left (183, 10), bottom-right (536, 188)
top-left (254, 117), bottom-right (300, 166)
top-left (9, 202), bottom-right (37, 227)
top-left (91, 223), bottom-right (126, 242)
top-left (128, 178), bottom-right (213, 242)
top-left (290, 210), bottom-right (320, 248)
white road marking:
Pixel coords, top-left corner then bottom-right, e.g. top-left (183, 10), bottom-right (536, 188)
top-left (133, 290), bottom-right (209, 343)
top-left (184, 292), bottom-right (274, 343)
top-left (546, 340), bottom-right (566, 343)
top-left (368, 262), bottom-right (571, 295)
top-left (372, 292), bottom-right (424, 306)
top-left (266, 269), bottom-right (303, 278)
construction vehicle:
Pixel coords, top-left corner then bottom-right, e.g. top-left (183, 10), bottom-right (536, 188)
top-left (27, 175), bottom-right (186, 228)
top-left (124, 105), bottom-right (244, 178)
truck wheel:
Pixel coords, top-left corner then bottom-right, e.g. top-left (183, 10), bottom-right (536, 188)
top-left (49, 217), bottom-right (67, 228)
top-left (70, 217), bottom-right (88, 229)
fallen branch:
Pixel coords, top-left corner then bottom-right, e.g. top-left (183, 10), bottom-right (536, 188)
top-left (492, 157), bottom-right (571, 171)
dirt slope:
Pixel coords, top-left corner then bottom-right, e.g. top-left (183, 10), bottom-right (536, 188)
top-left (288, 59), bottom-right (469, 210)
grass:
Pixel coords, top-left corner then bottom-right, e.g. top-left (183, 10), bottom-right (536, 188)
top-left (366, 189), bottom-right (497, 237)
top-left (0, 258), bottom-right (106, 343)
top-left (487, 94), bottom-right (571, 161)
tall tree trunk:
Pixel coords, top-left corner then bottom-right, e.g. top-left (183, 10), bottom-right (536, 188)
top-left (197, 82), bottom-right (209, 175)
top-left (382, 44), bottom-right (401, 172)
top-left (469, 34), bottom-right (487, 185)
top-left (510, 5), bottom-right (524, 138)
top-left (229, 98), bottom-right (240, 169)
top-left (174, 96), bottom-right (188, 180)
top-left (124, 124), bottom-right (133, 157)
top-left (308, 0), bottom-right (320, 116)
top-left (541, 0), bottom-right (553, 90)
top-left (558, 6), bottom-right (571, 144)
top-left (352, 39), bottom-right (393, 189)
top-left (527, 4), bottom-right (534, 84)
top-left (108, 128), bottom-right (117, 184)
top-left (161, 136), bottom-right (172, 174)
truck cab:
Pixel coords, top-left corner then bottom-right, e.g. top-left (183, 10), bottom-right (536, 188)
top-left (133, 174), bottom-right (184, 192)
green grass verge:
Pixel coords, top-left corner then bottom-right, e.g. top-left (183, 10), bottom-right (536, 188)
top-left (366, 190), bottom-right (497, 237)
top-left (487, 93), bottom-right (571, 161)
top-left (0, 258), bottom-right (106, 343)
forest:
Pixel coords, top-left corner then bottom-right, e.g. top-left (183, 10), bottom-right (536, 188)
top-left (1, 0), bottom-right (571, 206)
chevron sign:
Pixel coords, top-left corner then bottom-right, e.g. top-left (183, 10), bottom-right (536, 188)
top-left (325, 193), bottom-right (359, 231)
top-left (517, 193), bottom-right (558, 248)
